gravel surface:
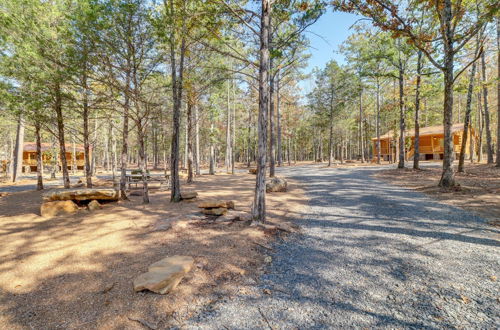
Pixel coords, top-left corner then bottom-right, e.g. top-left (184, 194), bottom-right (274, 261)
top-left (184, 165), bottom-right (499, 329)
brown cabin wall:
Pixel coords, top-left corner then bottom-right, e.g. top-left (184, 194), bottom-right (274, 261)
top-left (22, 151), bottom-right (87, 172)
top-left (372, 128), bottom-right (479, 161)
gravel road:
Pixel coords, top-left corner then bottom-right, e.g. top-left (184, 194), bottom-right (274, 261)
top-left (185, 165), bottom-right (499, 329)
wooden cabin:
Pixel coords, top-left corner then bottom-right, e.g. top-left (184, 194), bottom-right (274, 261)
top-left (22, 142), bottom-right (88, 172)
top-left (371, 123), bottom-right (478, 162)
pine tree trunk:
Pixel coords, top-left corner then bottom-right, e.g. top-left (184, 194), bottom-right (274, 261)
top-left (253, 0), bottom-right (270, 223)
top-left (194, 104), bottom-right (201, 175)
top-left (225, 81), bottom-right (231, 172)
top-left (231, 78), bottom-right (236, 174)
top-left (414, 51), bottom-right (422, 169)
top-left (497, 17), bottom-right (500, 167)
top-left (439, 55), bottom-right (456, 186)
top-left (287, 137), bottom-right (291, 166)
top-left (35, 122), bottom-right (43, 190)
top-left (187, 102), bottom-right (194, 183)
top-left (328, 86), bottom-right (335, 166)
top-left (169, 2), bottom-right (186, 202)
top-left (209, 122), bottom-right (215, 175)
top-left (55, 82), bottom-right (70, 189)
top-left (269, 33), bottom-right (276, 177)
top-left (247, 104), bottom-right (252, 167)
top-left (111, 124), bottom-right (117, 180)
top-left (276, 72), bottom-right (282, 166)
top-left (481, 52), bottom-right (493, 163)
top-left (478, 90), bottom-right (483, 162)
top-left (397, 64), bottom-right (405, 169)
top-left (119, 70), bottom-right (130, 200)
top-left (376, 78), bottom-right (381, 164)
top-left (12, 113), bottom-right (25, 183)
top-left (459, 39), bottom-right (480, 172)
top-left (71, 137), bottom-right (76, 175)
top-left (91, 116), bottom-right (98, 176)
top-left (359, 89), bottom-right (365, 163)
top-left (138, 122), bottom-right (149, 204)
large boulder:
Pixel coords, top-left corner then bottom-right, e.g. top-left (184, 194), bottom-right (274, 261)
top-left (201, 207), bottom-right (227, 216)
top-left (133, 255), bottom-right (194, 294)
top-left (41, 200), bottom-right (79, 217)
top-left (266, 177), bottom-right (287, 193)
top-left (198, 200), bottom-right (234, 210)
top-left (42, 188), bottom-right (120, 202)
top-left (181, 191), bottom-right (198, 200)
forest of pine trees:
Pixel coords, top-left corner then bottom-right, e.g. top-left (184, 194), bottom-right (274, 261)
top-left (0, 0), bottom-right (498, 221)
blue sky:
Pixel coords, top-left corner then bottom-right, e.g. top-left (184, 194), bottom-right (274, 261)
top-left (299, 10), bottom-right (362, 95)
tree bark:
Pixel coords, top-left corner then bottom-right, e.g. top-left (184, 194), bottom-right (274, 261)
top-left (358, 88), bottom-right (365, 163)
top-left (376, 77), bottom-right (381, 164)
top-left (269, 28), bottom-right (276, 177)
top-left (438, 0), bottom-right (457, 187)
top-left (138, 123), bottom-right (149, 204)
top-left (225, 81), bottom-right (231, 172)
top-left (35, 122), bottom-right (43, 190)
top-left (397, 60), bottom-right (405, 169)
top-left (169, 0), bottom-right (186, 202)
top-left (194, 104), bottom-right (200, 175)
top-left (413, 51), bottom-right (422, 169)
top-left (247, 103), bottom-right (252, 167)
top-left (91, 116), bottom-right (98, 176)
top-left (459, 38), bottom-right (480, 172)
top-left (439, 53), bottom-right (456, 185)
top-left (12, 113), bottom-right (25, 182)
top-left (55, 81), bottom-right (71, 189)
top-left (119, 67), bottom-right (130, 200)
top-left (497, 17), bottom-right (500, 167)
top-left (82, 74), bottom-right (92, 188)
top-left (276, 72), bottom-right (282, 166)
top-left (478, 90), bottom-right (483, 162)
top-left (253, 0), bottom-right (270, 223)
top-left (209, 122), bottom-right (215, 175)
top-left (231, 79), bottom-right (236, 174)
top-left (481, 52), bottom-right (493, 163)
top-left (187, 102), bottom-right (194, 183)
top-left (328, 84), bottom-right (335, 166)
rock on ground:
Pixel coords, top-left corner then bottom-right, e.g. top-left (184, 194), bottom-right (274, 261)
top-left (40, 200), bottom-right (79, 217)
top-left (181, 191), bottom-right (198, 200)
top-left (133, 255), bottom-right (194, 294)
top-left (87, 200), bottom-right (101, 211)
top-left (266, 177), bottom-right (287, 193)
top-left (201, 207), bottom-right (227, 216)
top-left (198, 200), bottom-right (235, 210)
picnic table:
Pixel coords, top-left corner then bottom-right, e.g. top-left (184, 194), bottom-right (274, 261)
top-left (125, 169), bottom-right (170, 189)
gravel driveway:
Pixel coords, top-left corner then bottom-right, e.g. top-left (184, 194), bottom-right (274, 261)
top-left (186, 165), bottom-right (499, 329)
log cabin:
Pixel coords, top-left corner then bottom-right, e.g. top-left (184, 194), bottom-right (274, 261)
top-left (22, 142), bottom-right (88, 172)
top-left (371, 123), bottom-right (478, 162)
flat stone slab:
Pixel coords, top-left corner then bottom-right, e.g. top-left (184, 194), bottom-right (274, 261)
top-left (133, 255), bottom-right (194, 294)
top-left (198, 200), bottom-right (235, 209)
top-left (42, 188), bottom-right (120, 202)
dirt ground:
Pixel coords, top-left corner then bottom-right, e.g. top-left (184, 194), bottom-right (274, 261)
top-left (0, 172), bottom-right (307, 329)
top-left (374, 163), bottom-right (500, 225)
